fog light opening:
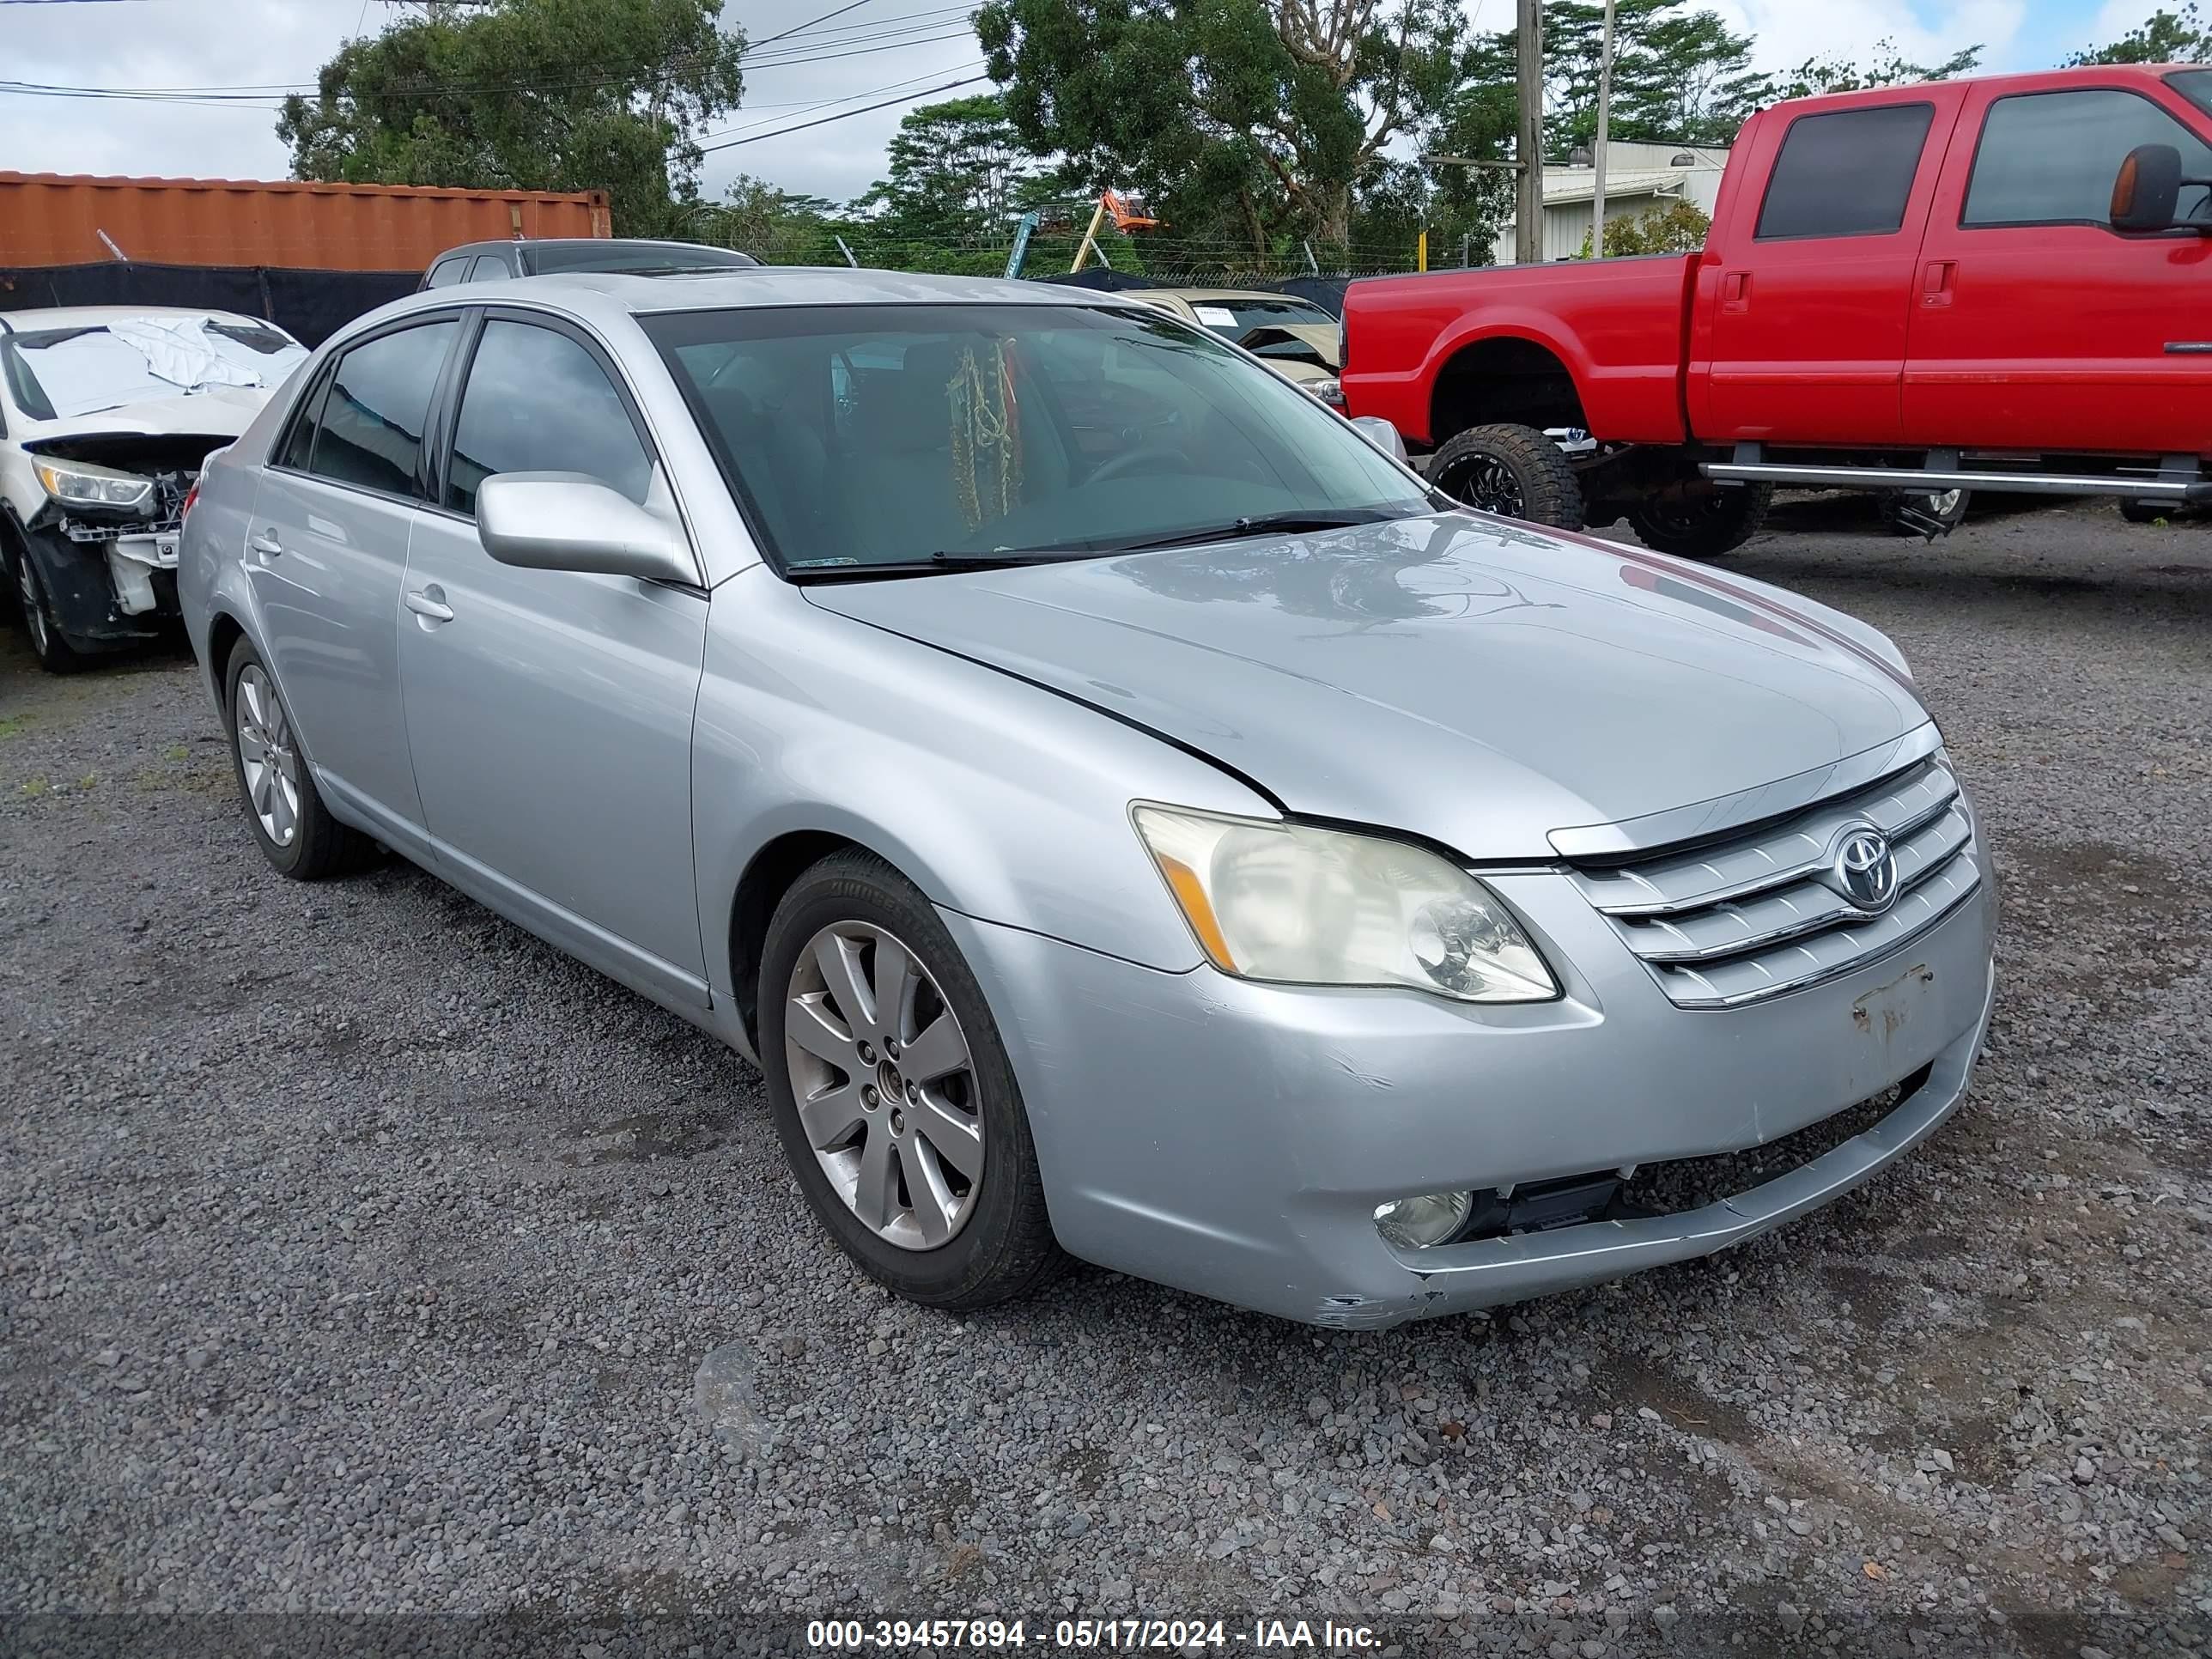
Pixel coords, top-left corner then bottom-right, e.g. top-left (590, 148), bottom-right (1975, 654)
top-left (1373, 1190), bottom-right (1474, 1249)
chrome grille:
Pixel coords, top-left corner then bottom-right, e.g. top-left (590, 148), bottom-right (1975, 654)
top-left (1566, 757), bottom-right (1982, 1010)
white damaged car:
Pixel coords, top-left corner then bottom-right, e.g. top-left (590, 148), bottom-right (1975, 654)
top-left (2, 307), bottom-right (307, 671)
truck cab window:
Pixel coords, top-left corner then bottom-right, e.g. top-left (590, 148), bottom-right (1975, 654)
top-left (1755, 103), bottom-right (1935, 240)
top-left (1964, 88), bottom-right (2212, 228)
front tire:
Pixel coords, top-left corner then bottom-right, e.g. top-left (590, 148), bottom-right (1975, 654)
top-left (1626, 480), bottom-right (1774, 559)
top-left (2118, 498), bottom-right (2168, 526)
top-left (1429, 422), bottom-right (1585, 530)
top-left (8, 538), bottom-right (85, 674)
top-left (760, 849), bottom-right (1063, 1311)
top-left (222, 636), bottom-right (377, 879)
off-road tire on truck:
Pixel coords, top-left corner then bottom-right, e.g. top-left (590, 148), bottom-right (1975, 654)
top-left (1879, 488), bottom-right (1971, 538)
top-left (1626, 481), bottom-right (1774, 560)
top-left (1429, 422), bottom-right (1584, 530)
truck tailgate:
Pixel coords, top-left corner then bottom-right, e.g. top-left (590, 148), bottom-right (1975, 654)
top-left (1343, 252), bottom-right (1699, 446)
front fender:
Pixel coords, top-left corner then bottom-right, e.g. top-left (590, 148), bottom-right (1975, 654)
top-left (691, 574), bottom-right (1276, 1003)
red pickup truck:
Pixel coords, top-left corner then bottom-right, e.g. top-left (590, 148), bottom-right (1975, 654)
top-left (1342, 64), bottom-right (2212, 555)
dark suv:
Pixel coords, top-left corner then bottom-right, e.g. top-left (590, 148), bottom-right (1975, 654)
top-left (419, 239), bottom-right (759, 290)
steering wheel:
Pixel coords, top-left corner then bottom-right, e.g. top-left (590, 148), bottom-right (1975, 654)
top-left (1090, 441), bottom-right (1200, 486)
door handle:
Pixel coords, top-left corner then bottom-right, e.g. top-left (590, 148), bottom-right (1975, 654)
top-left (1721, 270), bottom-right (1750, 313)
top-left (1921, 260), bottom-right (1956, 307)
top-left (404, 586), bottom-right (454, 623)
top-left (248, 530), bottom-right (283, 556)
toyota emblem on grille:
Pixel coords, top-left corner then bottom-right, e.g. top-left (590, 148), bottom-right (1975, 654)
top-left (1832, 826), bottom-right (1899, 913)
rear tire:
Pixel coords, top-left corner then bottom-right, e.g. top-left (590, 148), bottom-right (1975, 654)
top-left (2118, 498), bottom-right (2168, 526)
top-left (1428, 422), bottom-right (1584, 530)
top-left (759, 848), bottom-right (1064, 1312)
top-left (1879, 488), bottom-right (1971, 538)
top-left (222, 635), bottom-right (379, 879)
top-left (1626, 481), bottom-right (1774, 559)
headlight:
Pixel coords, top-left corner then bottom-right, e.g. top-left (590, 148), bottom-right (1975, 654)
top-left (32, 458), bottom-right (154, 512)
top-left (1132, 805), bottom-right (1558, 1003)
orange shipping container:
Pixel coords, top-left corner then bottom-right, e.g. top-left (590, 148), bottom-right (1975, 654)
top-left (0, 172), bottom-right (611, 271)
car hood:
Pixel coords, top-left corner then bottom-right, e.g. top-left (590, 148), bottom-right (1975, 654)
top-left (19, 384), bottom-right (276, 444)
top-left (805, 513), bottom-right (1930, 859)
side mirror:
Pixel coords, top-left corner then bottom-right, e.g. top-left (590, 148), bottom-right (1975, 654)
top-left (476, 472), bottom-right (696, 585)
top-left (2112, 143), bottom-right (2184, 233)
top-left (1350, 414), bottom-right (1408, 463)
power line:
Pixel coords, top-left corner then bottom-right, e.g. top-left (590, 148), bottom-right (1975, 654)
top-left (699, 58), bottom-right (985, 142)
top-left (701, 75), bottom-right (990, 152)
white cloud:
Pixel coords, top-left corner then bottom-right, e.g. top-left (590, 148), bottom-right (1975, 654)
top-left (2091, 0), bottom-right (2163, 41)
top-left (1706, 0), bottom-right (2027, 73)
top-left (0, 0), bottom-right (978, 212)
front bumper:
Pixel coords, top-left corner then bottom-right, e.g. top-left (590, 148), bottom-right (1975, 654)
top-left (944, 862), bottom-right (1996, 1328)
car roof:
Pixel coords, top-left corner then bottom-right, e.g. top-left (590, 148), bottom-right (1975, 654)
top-left (0, 304), bottom-right (279, 335)
top-left (356, 267), bottom-right (1127, 337)
top-left (431, 238), bottom-right (751, 258)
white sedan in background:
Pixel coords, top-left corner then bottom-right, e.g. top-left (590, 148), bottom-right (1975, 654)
top-left (1, 306), bottom-right (307, 672)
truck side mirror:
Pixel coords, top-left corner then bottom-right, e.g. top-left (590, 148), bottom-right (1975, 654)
top-left (2112, 143), bottom-right (2184, 232)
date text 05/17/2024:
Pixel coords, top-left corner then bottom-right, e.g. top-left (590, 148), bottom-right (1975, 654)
top-left (805, 1619), bottom-right (1383, 1650)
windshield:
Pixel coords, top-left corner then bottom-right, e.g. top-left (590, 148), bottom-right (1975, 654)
top-left (643, 303), bottom-right (1422, 574)
top-left (530, 242), bottom-right (759, 273)
top-left (1182, 295), bottom-right (1333, 337)
top-left (1, 315), bottom-right (306, 421)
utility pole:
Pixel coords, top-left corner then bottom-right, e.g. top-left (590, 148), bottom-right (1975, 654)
top-left (1591, 0), bottom-right (1615, 258)
top-left (1515, 0), bottom-right (1544, 265)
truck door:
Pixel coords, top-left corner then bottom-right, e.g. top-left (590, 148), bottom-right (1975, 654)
top-left (1904, 73), bottom-right (2212, 456)
top-left (1695, 90), bottom-right (1963, 446)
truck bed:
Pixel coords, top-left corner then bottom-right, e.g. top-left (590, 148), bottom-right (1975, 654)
top-left (1342, 252), bottom-right (1698, 447)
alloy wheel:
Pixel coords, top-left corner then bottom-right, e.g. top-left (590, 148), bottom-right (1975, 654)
top-left (1439, 453), bottom-right (1526, 518)
top-left (234, 665), bottom-right (301, 848)
top-left (15, 555), bottom-right (49, 656)
top-left (783, 921), bottom-right (984, 1250)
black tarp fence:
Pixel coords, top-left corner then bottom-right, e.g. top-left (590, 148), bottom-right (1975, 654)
top-left (0, 261), bottom-right (417, 347)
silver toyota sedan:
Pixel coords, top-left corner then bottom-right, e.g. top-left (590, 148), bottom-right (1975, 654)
top-left (177, 270), bottom-right (1996, 1329)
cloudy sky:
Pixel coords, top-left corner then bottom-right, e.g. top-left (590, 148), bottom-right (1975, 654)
top-left (0, 0), bottom-right (2161, 210)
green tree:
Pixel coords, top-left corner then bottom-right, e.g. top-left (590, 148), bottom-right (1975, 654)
top-left (277, 0), bottom-right (745, 237)
top-left (1540, 2), bottom-right (1770, 149)
top-left (707, 173), bottom-right (842, 263)
top-left (977, 0), bottom-right (1486, 255)
top-left (853, 95), bottom-right (1043, 252)
top-left (1577, 197), bottom-right (1709, 257)
top-left (2066, 3), bottom-right (2212, 64)
top-left (1771, 36), bottom-right (1981, 101)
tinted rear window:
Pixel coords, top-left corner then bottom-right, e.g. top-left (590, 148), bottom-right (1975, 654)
top-left (301, 320), bottom-right (457, 499)
top-left (1756, 103), bottom-right (1935, 240)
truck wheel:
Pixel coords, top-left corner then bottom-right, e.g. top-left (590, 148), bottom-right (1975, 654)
top-left (1429, 423), bottom-right (1584, 530)
top-left (1879, 489), bottom-right (1970, 538)
top-left (1626, 482), bottom-right (1773, 560)
top-left (2118, 499), bottom-right (2169, 526)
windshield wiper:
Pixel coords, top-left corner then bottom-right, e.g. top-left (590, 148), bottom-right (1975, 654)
top-left (1106, 507), bottom-right (1401, 553)
top-left (786, 550), bottom-right (1103, 582)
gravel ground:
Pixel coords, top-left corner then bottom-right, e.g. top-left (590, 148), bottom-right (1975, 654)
top-left (2, 496), bottom-right (2209, 1657)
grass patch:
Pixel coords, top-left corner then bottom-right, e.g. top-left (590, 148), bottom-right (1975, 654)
top-left (20, 775), bottom-right (51, 799)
